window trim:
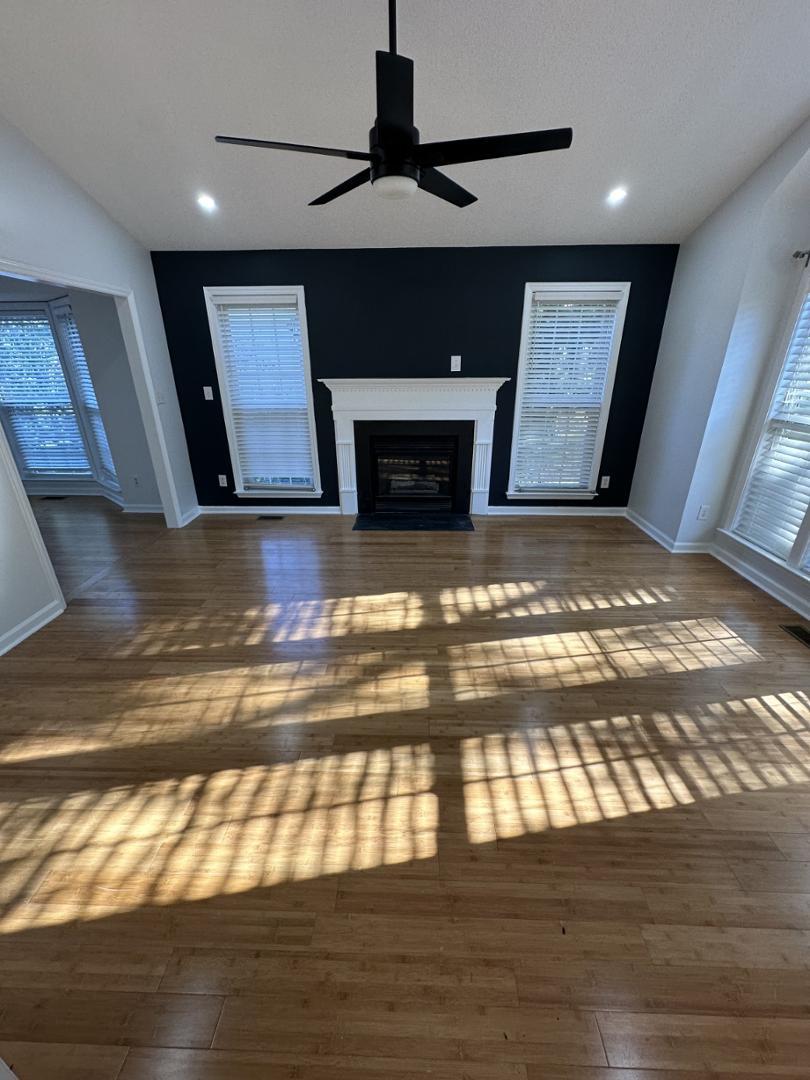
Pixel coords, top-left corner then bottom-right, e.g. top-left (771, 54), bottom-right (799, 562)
top-left (506, 281), bottom-right (630, 499)
top-left (203, 285), bottom-right (322, 499)
top-left (725, 266), bottom-right (810, 572)
top-left (48, 298), bottom-right (120, 494)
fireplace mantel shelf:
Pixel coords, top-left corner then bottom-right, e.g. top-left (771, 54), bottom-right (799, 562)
top-left (318, 377), bottom-right (509, 515)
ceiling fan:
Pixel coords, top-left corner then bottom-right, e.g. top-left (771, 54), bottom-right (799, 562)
top-left (215, 0), bottom-right (572, 207)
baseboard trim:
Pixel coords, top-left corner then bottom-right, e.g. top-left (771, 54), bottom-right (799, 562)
top-left (0, 598), bottom-right (65, 657)
top-left (486, 505), bottom-right (627, 517)
top-left (122, 504), bottom-right (164, 514)
top-left (626, 508), bottom-right (676, 550)
top-left (179, 506), bottom-right (201, 527)
top-left (198, 505), bottom-right (342, 516)
top-left (711, 532), bottom-right (810, 620)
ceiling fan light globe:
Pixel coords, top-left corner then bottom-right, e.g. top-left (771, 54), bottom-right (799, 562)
top-left (372, 174), bottom-right (418, 199)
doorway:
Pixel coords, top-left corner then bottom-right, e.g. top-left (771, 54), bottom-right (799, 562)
top-left (0, 273), bottom-right (161, 599)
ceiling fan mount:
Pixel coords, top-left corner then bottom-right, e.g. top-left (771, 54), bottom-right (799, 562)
top-left (215, 0), bottom-right (573, 208)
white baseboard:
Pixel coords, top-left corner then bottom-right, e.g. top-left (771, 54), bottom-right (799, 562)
top-left (0, 597), bottom-right (65, 657)
top-left (198, 505), bottom-right (341, 516)
top-left (122, 504), bottom-right (164, 514)
top-left (625, 507), bottom-right (677, 550)
top-left (712, 532), bottom-right (810, 620)
top-left (179, 505), bottom-right (201, 527)
top-left (486, 505), bottom-right (627, 517)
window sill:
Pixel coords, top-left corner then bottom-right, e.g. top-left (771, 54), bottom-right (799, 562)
top-left (506, 490), bottom-right (597, 501)
top-left (235, 489), bottom-right (323, 499)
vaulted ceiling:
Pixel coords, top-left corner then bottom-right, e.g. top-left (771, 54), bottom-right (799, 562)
top-left (1, 0), bottom-right (808, 250)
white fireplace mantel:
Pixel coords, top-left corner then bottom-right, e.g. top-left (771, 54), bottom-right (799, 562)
top-left (318, 378), bottom-right (509, 515)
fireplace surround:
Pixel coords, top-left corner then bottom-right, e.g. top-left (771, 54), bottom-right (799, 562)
top-left (319, 378), bottom-right (508, 515)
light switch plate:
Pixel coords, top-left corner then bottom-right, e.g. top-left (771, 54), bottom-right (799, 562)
top-left (450, 355), bottom-right (462, 372)
top-left (203, 385), bottom-right (214, 400)
top-left (600, 475), bottom-right (610, 489)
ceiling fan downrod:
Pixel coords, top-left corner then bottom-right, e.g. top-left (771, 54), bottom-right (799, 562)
top-left (389, 0), bottom-right (397, 54)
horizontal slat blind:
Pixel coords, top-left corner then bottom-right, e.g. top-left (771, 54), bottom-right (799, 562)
top-left (735, 292), bottom-right (810, 561)
top-left (0, 312), bottom-right (92, 477)
top-left (214, 297), bottom-right (316, 491)
top-left (513, 297), bottom-right (620, 491)
top-left (53, 306), bottom-right (119, 489)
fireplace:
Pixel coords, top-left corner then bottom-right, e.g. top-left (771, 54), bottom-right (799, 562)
top-left (319, 378), bottom-right (508, 515)
top-left (354, 421), bottom-right (474, 514)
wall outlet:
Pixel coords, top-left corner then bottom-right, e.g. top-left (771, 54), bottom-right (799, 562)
top-left (697, 503), bottom-right (710, 521)
top-left (203, 385), bottom-right (214, 400)
top-left (218, 474), bottom-right (228, 487)
top-left (600, 475), bottom-right (610, 489)
top-left (450, 355), bottom-right (462, 372)
top-left (132, 476), bottom-right (140, 487)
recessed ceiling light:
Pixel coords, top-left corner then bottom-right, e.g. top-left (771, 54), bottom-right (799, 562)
top-left (197, 193), bottom-right (217, 213)
top-left (606, 187), bottom-right (628, 207)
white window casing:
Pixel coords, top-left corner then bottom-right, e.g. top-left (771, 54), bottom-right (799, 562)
top-left (507, 282), bottom-right (630, 499)
top-left (203, 286), bottom-right (322, 497)
top-left (731, 270), bottom-right (810, 573)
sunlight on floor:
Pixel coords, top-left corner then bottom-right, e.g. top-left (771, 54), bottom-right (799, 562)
top-left (0, 743), bottom-right (437, 933)
top-left (449, 618), bottom-right (762, 698)
top-left (440, 580), bottom-right (676, 621)
top-left (461, 691), bottom-right (810, 842)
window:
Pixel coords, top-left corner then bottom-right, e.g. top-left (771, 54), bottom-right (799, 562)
top-left (508, 282), bottom-right (629, 498)
top-left (0, 301), bottom-right (118, 488)
top-left (732, 273), bottom-right (810, 571)
top-left (204, 286), bottom-right (321, 496)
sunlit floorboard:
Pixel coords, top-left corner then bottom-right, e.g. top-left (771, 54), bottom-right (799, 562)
top-left (1, 497), bottom-right (809, 1078)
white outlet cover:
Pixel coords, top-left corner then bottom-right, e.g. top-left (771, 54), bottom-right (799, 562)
top-left (203, 385), bottom-right (214, 400)
top-left (218, 474), bottom-right (228, 487)
top-left (450, 355), bottom-right (462, 372)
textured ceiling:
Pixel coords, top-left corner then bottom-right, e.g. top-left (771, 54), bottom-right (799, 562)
top-left (1, 0), bottom-right (809, 250)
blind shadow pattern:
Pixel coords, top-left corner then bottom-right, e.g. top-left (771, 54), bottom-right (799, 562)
top-left (1, 508), bottom-right (810, 1076)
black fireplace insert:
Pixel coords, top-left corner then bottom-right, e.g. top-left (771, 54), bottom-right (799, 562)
top-left (354, 420), bottom-right (474, 514)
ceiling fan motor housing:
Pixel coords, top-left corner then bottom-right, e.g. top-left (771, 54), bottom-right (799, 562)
top-left (369, 121), bottom-right (420, 184)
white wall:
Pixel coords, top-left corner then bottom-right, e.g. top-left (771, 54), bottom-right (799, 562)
top-left (630, 115), bottom-right (810, 544)
top-left (68, 287), bottom-right (161, 508)
top-left (0, 114), bottom-right (195, 522)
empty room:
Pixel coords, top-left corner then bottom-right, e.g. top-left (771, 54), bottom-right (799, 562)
top-left (0, 1), bottom-right (809, 1078)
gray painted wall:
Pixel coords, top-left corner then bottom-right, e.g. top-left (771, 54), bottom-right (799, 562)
top-left (629, 115), bottom-right (810, 545)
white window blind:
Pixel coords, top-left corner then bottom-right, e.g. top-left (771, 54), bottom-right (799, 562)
top-left (52, 304), bottom-right (119, 490)
top-left (734, 289), bottom-right (810, 563)
top-left (0, 310), bottom-right (92, 478)
top-left (509, 284), bottom-right (629, 495)
top-left (205, 288), bottom-right (320, 494)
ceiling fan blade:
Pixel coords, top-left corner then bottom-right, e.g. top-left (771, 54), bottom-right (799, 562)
top-left (215, 135), bottom-right (372, 161)
top-left (418, 167), bottom-right (477, 208)
top-left (414, 127), bottom-right (573, 167)
top-left (309, 168), bottom-right (371, 206)
top-left (375, 50), bottom-right (414, 132)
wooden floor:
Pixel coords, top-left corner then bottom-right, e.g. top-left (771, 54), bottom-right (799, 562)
top-left (1, 497), bottom-right (809, 1079)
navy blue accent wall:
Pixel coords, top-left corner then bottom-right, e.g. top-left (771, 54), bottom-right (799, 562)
top-left (151, 245), bottom-right (677, 508)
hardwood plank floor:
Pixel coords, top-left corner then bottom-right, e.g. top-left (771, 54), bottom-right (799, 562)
top-left (1, 497), bottom-right (809, 1078)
